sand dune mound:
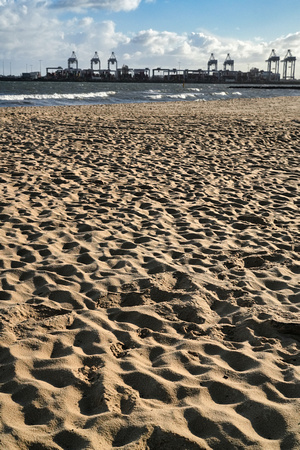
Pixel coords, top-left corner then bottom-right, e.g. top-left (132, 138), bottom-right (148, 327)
top-left (0, 97), bottom-right (299, 449)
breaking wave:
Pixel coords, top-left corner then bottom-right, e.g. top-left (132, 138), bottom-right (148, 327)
top-left (0, 81), bottom-right (299, 107)
top-left (0, 90), bottom-right (116, 106)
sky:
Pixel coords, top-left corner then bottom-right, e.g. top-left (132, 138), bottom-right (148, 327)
top-left (0, 0), bottom-right (299, 78)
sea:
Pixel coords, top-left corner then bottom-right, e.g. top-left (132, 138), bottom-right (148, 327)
top-left (0, 81), bottom-right (299, 107)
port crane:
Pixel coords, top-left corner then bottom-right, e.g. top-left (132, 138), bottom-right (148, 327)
top-left (223, 53), bottom-right (234, 71)
top-left (91, 52), bottom-right (101, 74)
top-left (68, 51), bottom-right (78, 71)
top-left (266, 49), bottom-right (280, 74)
top-left (207, 53), bottom-right (218, 73)
top-left (282, 49), bottom-right (296, 80)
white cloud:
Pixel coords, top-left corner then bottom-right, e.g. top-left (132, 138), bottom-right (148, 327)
top-left (78, 16), bottom-right (94, 27)
top-left (0, 0), bottom-right (299, 77)
top-left (122, 29), bottom-right (300, 75)
top-left (0, 0), bottom-right (129, 72)
top-left (131, 29), bottom-right (187, 57)
top-left (270, 32), bottom-right (300, 53)
top-left (49, 0), bottom-right (142, 11)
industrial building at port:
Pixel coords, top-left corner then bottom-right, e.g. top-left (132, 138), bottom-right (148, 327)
top-left (27, 49), bottom-right (297, 83)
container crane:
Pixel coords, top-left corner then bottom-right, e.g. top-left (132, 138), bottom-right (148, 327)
top-left (282, 49), bottom-right (296, 80)
top-left (223, 53), bottom-right (234, 71)
top-left (68, 51), bottom-right (78, 71)
top-left (207, 53), bottom-right (218, 73)
top-left (91, 52), bottom-right (101, 74)
top-left (266, 49), bottom-right (280, 74)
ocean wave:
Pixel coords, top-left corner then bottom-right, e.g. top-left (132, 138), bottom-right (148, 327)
top-left (212, 91), bottom-right (228, 96)
top-left (166, 93), bottom-right (197, 99)
top-left (1, 82), bottom-right (299, 108)
top-left (0, 91), bottom-right (116, 102)
top-left (146, 92), bottom-right (200, 100)
top-left (187, 87), bottom-right (202, 92)
top-left (146, 94), bottom-right (163, 99)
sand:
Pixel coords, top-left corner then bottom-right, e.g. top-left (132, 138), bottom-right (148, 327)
top-left (0, 96), bottom-right (299, 449)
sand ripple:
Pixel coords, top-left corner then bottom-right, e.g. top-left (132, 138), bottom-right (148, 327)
top-left (0, 97), bottom-right (299, 449)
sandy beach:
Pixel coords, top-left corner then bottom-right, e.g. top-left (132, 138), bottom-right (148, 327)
top-left (0, 96), bottom-right (299, 449)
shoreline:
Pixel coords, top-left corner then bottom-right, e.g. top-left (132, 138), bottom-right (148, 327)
top-left (1, 94), bottom-right (300, 111)
top-left (1, 83), bottom-right (300, 109)
top-left (1, 76), bottom-right (300, 87)
top-left (0, 97), bottom-right (299, 449)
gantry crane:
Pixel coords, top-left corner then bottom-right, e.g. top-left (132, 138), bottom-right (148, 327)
top-left (282, 49), bottom-right (296, 80)
top-left (68, 51), bottom-right (78, 71)
top-left (108, 52), bottom-right (118, 72)
top-left (266, 49), bottom-right (280, 74)
top-left (223, 53), bottom-right (234, 71)
top-left (207, 53), bottom-right (218, 73)
top-left (91, 52), bottom-right (101, 73)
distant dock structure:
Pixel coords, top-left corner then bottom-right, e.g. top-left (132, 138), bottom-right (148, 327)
top-left (266, 49), bottom-right (280, 77)
top-left (40, 49), bottom-right (298, 83)
top-left (68, 51), bottom-right (78, 72)
top-left (108, 52), bottom-right (118, 74)
top-left (91, 52), bottom-right (101, 74)
top-left (223, 54), bottom-right (234, 71)
top-left (207, 54), bottom-right (218, 74)
top-left (282, 49), bottom-right (296, 80)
